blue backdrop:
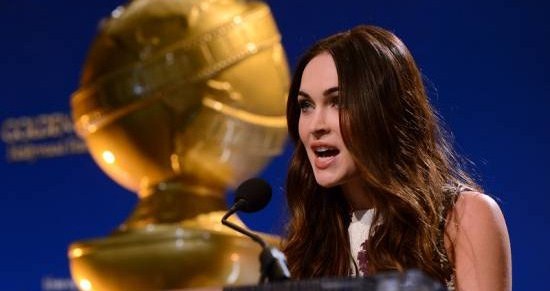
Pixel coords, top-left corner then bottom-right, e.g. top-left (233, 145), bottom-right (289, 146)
top-left (1, 1), bottom-right (548, 290)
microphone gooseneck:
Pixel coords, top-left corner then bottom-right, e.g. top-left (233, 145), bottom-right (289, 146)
top-left (221, 199), bottom-right (267, 248)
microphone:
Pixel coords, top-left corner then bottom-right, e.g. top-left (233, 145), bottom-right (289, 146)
top-left (222, 178), bottom-right (291, 283)
top-left (234, 177), bottom-right (272, 213)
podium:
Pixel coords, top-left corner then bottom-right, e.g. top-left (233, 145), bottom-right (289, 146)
top-left (223, 270), bottom-right (446, 291)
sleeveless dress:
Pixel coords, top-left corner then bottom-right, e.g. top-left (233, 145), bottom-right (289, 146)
top-left (347, 183), bottom-right (468, 289)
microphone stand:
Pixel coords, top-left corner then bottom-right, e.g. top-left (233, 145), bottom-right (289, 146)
top-left (222, 200), bottom-right (291, 284)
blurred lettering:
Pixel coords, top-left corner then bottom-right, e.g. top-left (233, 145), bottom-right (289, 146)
top-left (1, 112), bottom-right (88, 162)
top-left (41, 276), bottom-right (77, 290)
top-left (1, 112), bottom-right (74, 143)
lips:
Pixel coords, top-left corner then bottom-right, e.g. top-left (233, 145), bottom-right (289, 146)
top-left (310, 143), bottom-right (340, 169)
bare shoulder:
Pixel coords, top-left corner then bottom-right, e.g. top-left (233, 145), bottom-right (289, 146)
top-left (446, 191), bottom-right (512, 291)
top-left (446, 190), bottom-right (509, 251)
top-left (450, 191), bottom-right (506, 228)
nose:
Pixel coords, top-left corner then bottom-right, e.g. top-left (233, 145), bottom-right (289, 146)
top-left (311, 109), bottom-right (329, 139)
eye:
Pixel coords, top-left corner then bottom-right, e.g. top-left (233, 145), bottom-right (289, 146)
top-left (329, 95), bottom-right (340, 108)
top-left (298, 98), bottom-right (314, 113)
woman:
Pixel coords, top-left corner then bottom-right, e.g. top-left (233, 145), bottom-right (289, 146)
top-left (282, 25), bottom-right (511, 291)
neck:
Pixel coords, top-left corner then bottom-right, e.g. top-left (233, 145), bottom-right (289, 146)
top-left (341, 177), bottom-right (372, 211)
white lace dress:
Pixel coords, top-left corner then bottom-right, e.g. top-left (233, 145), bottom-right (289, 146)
top-left (348, 208), bottom-right (375, 277)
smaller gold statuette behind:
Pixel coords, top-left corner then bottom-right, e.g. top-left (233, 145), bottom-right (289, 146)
top-left (68, 0), bottom-right (289, 290)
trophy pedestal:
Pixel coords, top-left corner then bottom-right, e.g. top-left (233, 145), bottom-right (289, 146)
top-left (69, 214), bottom-right (276, 291)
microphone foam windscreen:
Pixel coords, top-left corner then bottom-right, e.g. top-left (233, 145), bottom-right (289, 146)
top-left (235, 177), bottom-right (272, 213)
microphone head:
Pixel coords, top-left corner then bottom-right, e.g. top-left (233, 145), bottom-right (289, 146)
top-left (235, 177), bottom-right (272, 213)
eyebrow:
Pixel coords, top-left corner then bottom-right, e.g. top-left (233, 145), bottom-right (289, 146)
top-left (298, 86), bottom-right (339, 98)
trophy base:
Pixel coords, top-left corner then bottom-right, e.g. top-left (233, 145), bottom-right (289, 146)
top-left (68, 216), bottom-right (276, 291)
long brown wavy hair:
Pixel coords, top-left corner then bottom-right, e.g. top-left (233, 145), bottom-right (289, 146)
top-left (282, 25), bottom-right (479, 284)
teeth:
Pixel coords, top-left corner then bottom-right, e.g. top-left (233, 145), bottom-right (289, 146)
top-left (313, 146), bottom-right (339, 157)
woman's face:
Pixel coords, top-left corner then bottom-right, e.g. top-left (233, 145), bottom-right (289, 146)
top-left (298, 53), bottom-right (359, 188)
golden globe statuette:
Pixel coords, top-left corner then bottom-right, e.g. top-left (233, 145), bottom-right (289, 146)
top-left (68, 0), bottom-right (289, 290)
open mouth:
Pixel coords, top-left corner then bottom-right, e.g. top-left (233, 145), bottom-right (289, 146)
top-left (313, 146), bottom-right (340, 158)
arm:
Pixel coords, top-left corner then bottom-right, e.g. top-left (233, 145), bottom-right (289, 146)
top-left (445, 191), bottom-right (512, 291)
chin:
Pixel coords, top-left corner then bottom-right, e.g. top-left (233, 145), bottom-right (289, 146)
top-left (314, 176), bottom-right (342, 188)
top-left (314, 171), bottom-right (358, 189)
